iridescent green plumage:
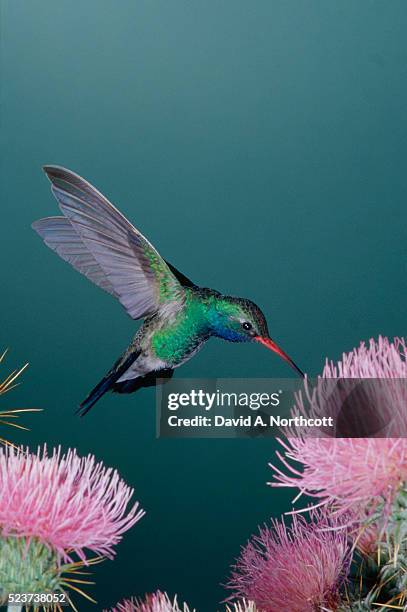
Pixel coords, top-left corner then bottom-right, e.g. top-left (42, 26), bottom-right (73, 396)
top-left (32, 166), bottom-right (303, 416)
top-left (150, 288), bottom-right (269, 364)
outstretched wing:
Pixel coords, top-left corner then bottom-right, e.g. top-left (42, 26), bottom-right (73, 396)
top-left (32, 216), bottom-right (116, 296)
top-left (33, 166), bottom-right (186, 320)
top-left (32, 216), bottom-right (197, 296)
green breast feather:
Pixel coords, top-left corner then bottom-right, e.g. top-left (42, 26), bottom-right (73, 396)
top-left (151, 290), bottom-right (218, 364)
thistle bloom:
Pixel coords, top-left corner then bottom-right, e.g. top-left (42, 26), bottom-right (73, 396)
top-left (107, 593), bottom-right (254, 612)
top-left (0, 445), bottom-right (144, 607)
top-left (107, 591), bottom-right (194, 612)
top-left (0, 445), bottom-right (143, 561)
top-left (270, 337), bottom-right (407, 518)
top-left (354, 520), bottom-right (382, 557)
top-left (226, 510), bottom-right (351, 612)
top-left (225, 601), bottom-right (258, 612)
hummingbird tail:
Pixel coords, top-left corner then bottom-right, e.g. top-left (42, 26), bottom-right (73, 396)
top-left (112, 368), bottom-right (174, 393)
top-left (77, 350), bottom-right (141, 417)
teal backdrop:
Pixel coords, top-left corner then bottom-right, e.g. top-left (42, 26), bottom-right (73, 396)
top-left (1, 1), bottom-right (407, 610)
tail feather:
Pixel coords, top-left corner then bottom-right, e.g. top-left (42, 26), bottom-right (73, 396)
top-left (112, 368), bottom-right (174, 394)
top-left (78, 350), bottom-right (140, 417)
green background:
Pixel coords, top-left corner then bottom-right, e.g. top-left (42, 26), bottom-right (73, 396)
top-left (1, 1), bottom-right (407, 610)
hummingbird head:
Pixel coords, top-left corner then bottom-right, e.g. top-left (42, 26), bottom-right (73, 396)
top-left (211, 295), bottom-right (304, 377)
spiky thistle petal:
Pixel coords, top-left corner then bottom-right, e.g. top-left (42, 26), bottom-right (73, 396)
top-left (0, 445), bottom-right (144, 562)
top-left (270, 337), bottom-right (407, 520)
top-left (225, 601), bottom-right (259, 612)
top-left (226, 509), bottom-right (351, 612)
top-left (106, 591), bottom-right (194, 612)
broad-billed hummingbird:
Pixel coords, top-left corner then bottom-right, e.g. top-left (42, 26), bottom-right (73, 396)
top-left (33, 166), bottom-right (304, 416)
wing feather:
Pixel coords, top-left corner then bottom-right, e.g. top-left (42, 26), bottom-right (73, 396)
top-left (32, 216), bottom-right (116, 295)
top-left (36, 166), bottom-right (184, 319)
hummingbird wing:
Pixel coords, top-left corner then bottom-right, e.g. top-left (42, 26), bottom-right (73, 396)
top-left (34, 166), bottom-right (186, 320)
top-left (32, 216), bottom-right (197, 295)
top-left (32, 216), bottom-right (117, 296)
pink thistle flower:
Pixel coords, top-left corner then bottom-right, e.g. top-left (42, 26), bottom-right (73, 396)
top-left (0, 445), bottom-right (144, 562)
top-left (226, 510), bottom-right (351, 612)
top-left (270, 337), bottom-right (407, 518)
top-left (107, 591), bottom-right (194, 612)
top-left (355, 521), bottom-right (382, 557)
top-left (225, 601), bottom-right (258, 612)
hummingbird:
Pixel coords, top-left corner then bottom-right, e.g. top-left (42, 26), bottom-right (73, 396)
top-left (32, 166), bottom-right (304, 416)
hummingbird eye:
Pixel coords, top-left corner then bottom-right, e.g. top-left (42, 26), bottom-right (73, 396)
top-left (242, 321), bottom-right (252, 331)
